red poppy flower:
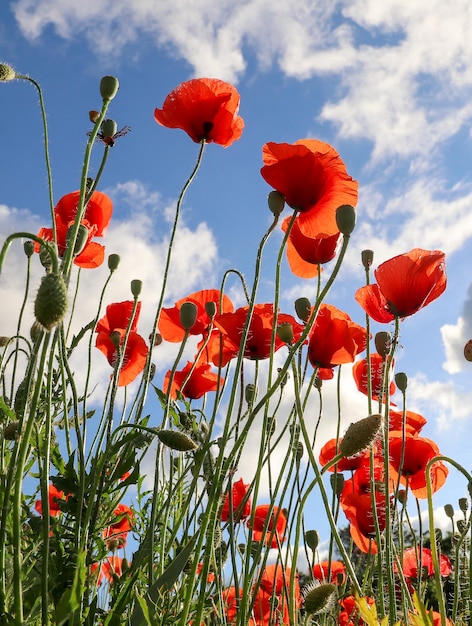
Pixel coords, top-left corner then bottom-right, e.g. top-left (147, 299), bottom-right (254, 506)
top-left (159, 289), bottom-right (234, 342)
top-left (260, 139), bottom-right (358, 238)
top-left (307, 304), bottom-right (367, 377)
top-left (36, 190), bottom-right (113, 269)
top-left (34, 484), bottom-right (68, 516)
top-left (154, 78), bottom-right (244, 147)
top-left (248, 505), bottom-right (287, 548)
top-left (352, 353), bottom-right (395, 402)
top-left (318, 438), bottom-right (370, 472)
top-left (254, 564), bottom-right (301, 624)
top-left (163, 361), bottom-right (224, 399)
top-left (281, 216), bottom-right (341, 278)
top-left (389, 434), bottom-right (448, 498)
top-left (221, 478), bottom-right (251, 522)
top-left (399, 547), bottom-right (452, 580)
top-left (341, 490), bottom-right (386, 554)
top-left (95, 301), bottom-right (148, 386)
top-left (313, 560), bottom-right (346, 584)
top-left (338, 595), bottom-right (375, 626)
top-left (103, 503), bottom-right (134, 549)
top-left (92, 556), bottom-right (127, 586)
top-left (388, 409), bottom-right (427, 436)
top-left (209, 303), bottom-right (304, 366)
top-left (355, 248), bottom-right (446, 323)
top-left (220, 587), bottom-right (255, 625)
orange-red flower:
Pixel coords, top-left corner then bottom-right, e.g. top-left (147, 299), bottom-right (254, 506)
top-left (248, 505), bottom-right (287, 548)
top-left (103, 503), bottom-right (134, 549)
top-left (399, 547), bottom-right (452, 580)
top-left (338, 595), bottom-right (375, 626)
top-left (389, 434), bottom-right (448, 498)
top-left (163, 361), bottom-right (224, 399)
top-left (34, 484), bottom-right (68, 516)
top-left (313, 560), bottom-right (346, 584)
top-left (95, 301), bottom-right (148, 386)
top-left (92, 555), bottom-right (128, 586)
top-left (307, 304), bottom-right (367, 379)
top-left (159, 289), bottom-right (234, 342)
top-left (254, 564), bottom-right (301, 624)
top-left (388, 409), bottom-right (426, 436)
top-left (355, 248), bottom-right (446, 323)
top-left (281, 216), bottom-right (341, 278)
top-left (352, 353), bottom-right (395, 402)
top-left (221, 478), bottom-right (251, 522)
top-left (260, 139), bottom-right (358, 238)
top-left (319, 438), bottom-right (370, 472)
top-left (154, 78), bottom-right (244, 147)
top-left (36, 190), bottom-right (113, 268)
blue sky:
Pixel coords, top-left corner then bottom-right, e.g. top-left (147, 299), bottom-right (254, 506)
top-left (1, 0), bottom-right (472, 545)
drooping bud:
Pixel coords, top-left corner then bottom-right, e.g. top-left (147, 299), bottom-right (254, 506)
top-left (245, 383), bottom-right (257, 404)
top-left (100, 118), bottom-right (117, 139)
top-left (294, 441), bottom-right (304, 461)
top-left (23, 241), bottom-right (34, 257)
top-left (267, 190), bottom-right (285, 216)
top-left (39, 242), bottom-right (58, 271)
top-left (108, 254), bottom-right (120, 271)
top-left (335, 204), bottom-right (356, 236)
top-left (130, 279), bottom-right (142, 297)
top-left (464, 340), bottom-right (472, 362)
top-left (34, 273), bottom-right (68, 331)
top-left (30, 321), bottom-right (42, 344)
top-left (294, 297), bottom-right (311, 323)
top-left (339, 414), bottom-right (383, 458)
top-left (277, 322), bottom-right (294, 344)
top-left (0, 336), bottom-right (9, 347)
top-left (395, 372), bottom-right (408, 392)
top-left (304, 530), bottom-right (319, 551)
top-left (361, 249), bottom-right (374, 269)
top-left (0, 63), bottom-right (16, 82)
top-left (444, 504), bottom-right (455, 519)
top-left (179, 301), bottom-right (198, 331)
top-left (375, 331), bottom-right (391, 357)
top-left (303, 583), bottom-right (337, 615)
top-left (157, 429), bottom-right (198, 451)
top-left (458, 497), bottom-right (468, 513)
top-left (100, 76), bottom-right (120, 101)
top-left (205, 301), bottom-right (217, 319)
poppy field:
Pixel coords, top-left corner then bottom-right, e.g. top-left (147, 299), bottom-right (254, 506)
top-left (0, 64), bottom-right (471, 625)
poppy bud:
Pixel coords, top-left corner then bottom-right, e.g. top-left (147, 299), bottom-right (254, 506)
top-left (314, 376), bottom-right (322, 389)
top-left (464, 339), bottom-right (472, 362)
top-left (434, 528), bottom-right (442, 543)
top-left (303, 583), bottom-right (337, 615)
top-left (179, 301), bottom-right (198, 331)
top-left (23, 241), bottom-right (34, 257)
top-left (39, 242), bottom-right (58, 271)
top-left (109, 331), bottom-right (122, 348)
top-left (267, 190), bottom-right (285, 215)
top-left (100, 76), bottom-right (120, 101)
top-left (100, 118), bottom-right (118, 139)
top-left (395, 372), bottom-right (408, 392)
top-left (266, 416), bottom-right (277, 437)
top-left (335, 204), bottom-right (356, 236)
top-left (458, 497), bottom-right (468, 512)
top-left (108, 254), bottom-right (120, 271)
top-left (130, 279), bottom-right (142, 297)
top-left (361, 249), bottom-right (374, 269)
top-left (0, 336), bottom-right (9, 347)
top-left (66, 224), bottom-right (89, 257)
top-left (294, 441), bottom-right (304, 460)
top-left (304, 529), bottom-right (319, 551)
top-left (375, 331), bottom-right (391, 357)
top-left (457, 519), bottom-right (467, 534)
top-left (245, 383), bottom-right (257, 404)
top-left (397, 489), bottom-right (408, 504)
top-left (277, 322), bottom-right (294, 344)
top-left (30, 321), bottom-right (42, 344)
top-left (444, 504), bottom-right (455, 518)
top-left (0, 63), bottom-right (16, 82)
top-left (34, 273), bottom-right (68, 331)
top-left (330, 473), bottom-right (344, 495)
top-left (157, 429), bottom-right (198, 451)
top-left (339, 413), bottom-right (383, 458)
top-left (89, 110), bottom-right (100, 123)
top-left (153, 333), bottom-right (163, 346)
top-left (3, 421), bottom-right (20, 440)
top-left (14, 378), bottom-right (32, 418)
top-left (205, 301), bottom-right (217, 319)
top-left (294, 297), bottom-right (311, 322)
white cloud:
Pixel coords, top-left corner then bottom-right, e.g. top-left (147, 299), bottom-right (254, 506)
top-left (441, 282), bottom-right (472, 374)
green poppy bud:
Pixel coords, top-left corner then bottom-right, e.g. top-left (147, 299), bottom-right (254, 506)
top-left (304, 529), bottom-right (319, 551)
top-left (39, 242), bottom-right (58, 271)
top-left (375, 331), bottom-right (391, 357)
top-left (66, 223), bottom-right (89, 257)
top-left (339, 413), bottom-right (383, 458)
top-left (266, 416), bottom-right (277, 437)
top-left (14, 378), bottom-right (32, 418)
top-left (245, 383), bottom-right (257, 404)
top-left (100, 76), bottom-right (120, 101)
top-left (100, 118), bottom-right (117, 139)
top-left (157, 429), bottom-right (198, 451)
top-left (303, 583), bottom-right (336, 615)
top-left (330, 473), bottom-right (344, 495)
top-left (444, 504), bottom-right (455, 518)
top-left (34, 273), bottom-right (68, 331)
top-left (267, 190), bottom-right (285, 215)
top-left (361, 249), bottom-right (374, 269)
top-left (179, 301), bottom-right (198, 331)
top-left (395, 372), bottom-right (408, 392)
top-left (130, 279), bottom-right (142, 297)
top-left (294, 441), bottom-right (304, 460)
top-left (108, 254), bottom-right (120, 271)
top-left (335, 204), bottom-right (356, 235)
top-left (458, 497), bottom-right (468, 512)
top-left (0, 63), bottom-right (16, 82)
top-left (294, 297), bottom-right (311, 322)
top-left (23, 241), bottom-right (34, 257)
top-left (30, 321), bottom-right (42, 344)
top-left (277, 321), bottom-right (294, 344)
top-left (205, 301), bottom-right (217, 319)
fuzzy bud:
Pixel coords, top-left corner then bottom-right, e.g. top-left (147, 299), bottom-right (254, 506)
top-left (444, 504), bottom-right (455, 519)
top-left (157, 429), bottom-right (198, 451)
top-left (374, 331), bottom-right (391, 357)
top-left (130, 279), bottom-right (142, 297)
top-left (100, 76), bottom-right (120, 101)
top-left (0, 336), bottom-right (9, 347)
top-left (100, 118), bottom-right (117, 139)
top-left (34, 273), bottom-right (68, 331)
top-left (395, 372), bottom-right (408, 392)
top-left (179, 301), bottom-right (198, 331)
top-left (0, 63), bottom-right (16, 82)
top-left (30, 321), bottom-right (42, 344)
top-left (277, 322), bottom-right (294, 344)
top-left (361, 249), bottom-right (374, 269)
top-left (294, 297), bottom-right (311, 322)
top-left (39, 242), bottom-right (58, 271)
top-left (23, 241), bottom-right (35, 257)
top-left (464, 340), bottom-right (472, 362)
top-left (304, 530), bottom-right (319, 551)
top-left (335, 204), bottom-right (356, 236)
top-left (267, 190), bottom-right (285, 215)
top-left (108, 254), bottom-right (120, 272)
top-left (340, 414), bottom-right (383, 458)
top-left (14, 379), bottom-right (31, 418)
top-left (66, 224), bottom-right (89, 257)
top-left (303, 583), bottom-right (337, 615)
top-left (3, 421), bottom-right (20, 440)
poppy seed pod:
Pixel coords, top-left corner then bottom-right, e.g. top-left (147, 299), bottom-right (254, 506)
top-left (100, 76), bottom-right (120, 101)
top-left (100, 118), bottom-right (118, 139)
top-left (361, 249), bottom-right (374, 269)
top-left (23, 241), bottom-right (34, 257)
top-left (179, 301), bottom-right (198, 331)
top-left (375, 331), bottom-right (391, 357)
top-left (294, 297), bottom-right (311, 322)
top-left (464, 339), bottom-right (472, 362)
top-left (205, 301), bottom-right (217, 319)
top-left (267, 190), bottom-right (285, 215)
top-left (303, 583), bottom-right (337, 615)
top-left (0, 63), bottom-right (16, 82)
top-left (157, 429), bottom-right (198, 451)
top-left (130, 280), bottom-right (142, 297)
top-left (335, 204), bottom-right (356, 235)
top-left (304, 529), bottom-right (319, 551)
top-left (34, 273), bottom-right (68, 331)
top-left (339, 413), bottom-right (383, 458)
top-left (277, 321), bottom-right (294, 344)
top-left (444, 504), bottom-right (455, 518)
top-left (395, 372), bottom-right (408, 392)
top-left (108, 254), bottom-right (120, 271)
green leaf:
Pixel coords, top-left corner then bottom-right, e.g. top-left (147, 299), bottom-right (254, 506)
top-left (53, 550), bottom-right (86, 625)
